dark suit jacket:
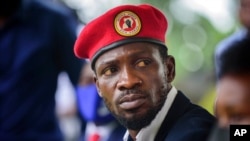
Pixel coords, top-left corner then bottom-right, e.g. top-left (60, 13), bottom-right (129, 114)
top-left (154, 91), bottom-right (215, 141)
top-left (107, 122), bottom-right (126, 141)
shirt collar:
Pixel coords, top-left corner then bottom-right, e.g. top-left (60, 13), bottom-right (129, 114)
top-left (123, 86), bottom-right (178, 141)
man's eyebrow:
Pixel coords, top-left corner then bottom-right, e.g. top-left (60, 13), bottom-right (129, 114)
top-left (97, 47), bottom-right (154, 66)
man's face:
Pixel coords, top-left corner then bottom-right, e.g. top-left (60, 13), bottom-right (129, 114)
top-left (94, 42), bottom-right (175, 130)
top-left (216, 73), bottom-right (250, 128)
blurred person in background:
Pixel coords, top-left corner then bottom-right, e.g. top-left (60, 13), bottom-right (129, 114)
top-left (52, 1), bottom-right (86, 141)
top-left (207, 1), bottom-right (250, 140)
top-left (207, 33), bottom-right (250, 141)
top-left (215, 0), bottom-right (250, 60)
top-left (74, 4), bottom-right (215, 141)
top-left (76, 62), bottom-right (125, 141)
top-left (0, 0), bottom-right (83, 140)
top-left (199, 0), bottom-right (250, 116)
top-left (215, 0), bottom-right (250, 68)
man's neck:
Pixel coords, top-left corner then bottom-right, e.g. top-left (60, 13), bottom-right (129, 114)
top-left (128, 129), bottom-right (140, 141)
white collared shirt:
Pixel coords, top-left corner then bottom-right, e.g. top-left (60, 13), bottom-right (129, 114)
top-left (123, 86), bottom-right (178, 141)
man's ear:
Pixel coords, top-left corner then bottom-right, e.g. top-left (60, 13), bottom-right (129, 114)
top-left (94, 75), bottom-right (103, 97)
top-left (165, 55), bottom-right (175, 83)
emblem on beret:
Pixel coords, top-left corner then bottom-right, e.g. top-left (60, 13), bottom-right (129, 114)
top-left (114, 11), bottom-right (141, 36)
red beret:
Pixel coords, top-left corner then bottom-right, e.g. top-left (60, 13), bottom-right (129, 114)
top-left (74, 4), bottom-right (168, 68)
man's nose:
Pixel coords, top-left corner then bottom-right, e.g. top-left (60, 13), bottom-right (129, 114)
top-left (117, 67), bottom-right (142, 90)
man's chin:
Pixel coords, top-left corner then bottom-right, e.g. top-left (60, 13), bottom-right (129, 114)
top-left (115, 108), bottom-right (159, 130)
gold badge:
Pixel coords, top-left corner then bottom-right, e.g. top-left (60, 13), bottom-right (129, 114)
top-left (114, 11), bottom-right (141, 36)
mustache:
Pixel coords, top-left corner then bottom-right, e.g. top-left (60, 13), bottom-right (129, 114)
top-left (122, 88), bottom-right (146, 95)
top-left (118, 88), bottom-right (148, 99)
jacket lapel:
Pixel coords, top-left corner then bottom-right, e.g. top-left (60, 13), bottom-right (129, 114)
top-left (154, 91), bottom-right (191, 141)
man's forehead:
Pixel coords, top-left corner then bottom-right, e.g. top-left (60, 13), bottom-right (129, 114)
top-left (94, 43), bottom-right (159, 65)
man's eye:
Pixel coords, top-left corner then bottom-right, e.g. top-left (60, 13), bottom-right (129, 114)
top-left (103, 67), bottom-right (117, 76)
top-left (136, 60), bottom-right (151, 67)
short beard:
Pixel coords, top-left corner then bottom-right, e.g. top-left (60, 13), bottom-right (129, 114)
top-left (103, 85), bottom-right (168, 130)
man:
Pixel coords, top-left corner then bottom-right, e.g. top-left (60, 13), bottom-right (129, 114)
top-left (207, 2), bottom-right (250, 140)
top-left (74, 4), bottom-right (215, 141)
top-left (207, 35), bottom-right (250, 141)
top-left (0, 0), bottom-right (83, 140)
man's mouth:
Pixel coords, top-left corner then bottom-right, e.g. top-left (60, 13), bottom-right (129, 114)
top-left (119, 94), bottom-right (146, 110)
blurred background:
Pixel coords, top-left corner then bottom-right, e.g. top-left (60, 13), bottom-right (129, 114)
top-left (52, 0), bottom-right (241, 140)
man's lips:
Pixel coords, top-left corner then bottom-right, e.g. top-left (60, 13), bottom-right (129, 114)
top-left (119, 94), bottom-right (146, 110)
